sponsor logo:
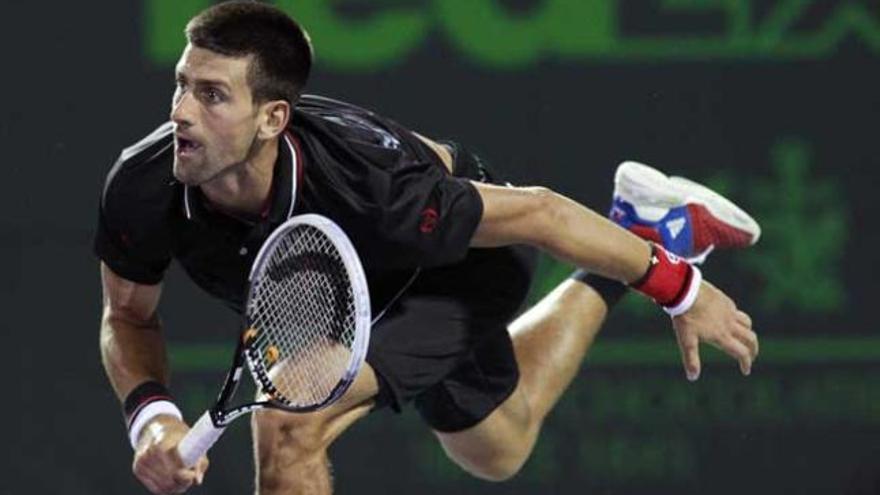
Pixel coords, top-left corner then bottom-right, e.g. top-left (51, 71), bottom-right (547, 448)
top-left (419, 207), bottom-right (438, 233)
top-left (145, 1), bottom-right (880, 69)
top-left (666, 217), bottom-right (686, 240)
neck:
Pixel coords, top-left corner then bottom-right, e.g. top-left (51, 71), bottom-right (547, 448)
top-left (201, 136), bottom-right (281, 219)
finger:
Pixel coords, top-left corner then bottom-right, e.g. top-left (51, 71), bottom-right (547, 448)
top-left (137, 469), bottom-right (170, 495)
top-left (153, 475), bottom-right (189, 495)
top-left (171, 469), bottom-right (198, 491)
top-left (722, 337), bottom-right (753, 376)
top-left (735, 327), bottom-right (759, 360)
top-left (157, 448), bottom-right (193, 490)
top-left (736, 310), bottom-right (753, 329)
top-left (676, 331), bottom-right (701, 381)
top-left (141, 458), bottom-right (191, 495)
top-left (134, 459), bottom-right (165, 495)
top-left (195, 456), bottom-right (209, 485)
top-left (140, 477), bottom-right (163, 495)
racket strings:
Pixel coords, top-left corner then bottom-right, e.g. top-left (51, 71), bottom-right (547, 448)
top-left (247, 225), bottom-right (357, 406)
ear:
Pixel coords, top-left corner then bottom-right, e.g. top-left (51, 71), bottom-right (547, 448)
top-left (256, 100), bottom-right (291, 140)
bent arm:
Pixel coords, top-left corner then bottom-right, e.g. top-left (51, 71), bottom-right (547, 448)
top-left (470, 183), bottom-right (651, 284)
top-left (100, 262), bottom-right (168, 401)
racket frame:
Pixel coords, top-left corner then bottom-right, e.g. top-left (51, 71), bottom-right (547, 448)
top-left (240, 214), bottom-right (371, 415)
top-left (180, 215), bottom-right (372, 467)
top-left (186, 214), bottom-right (371, 432)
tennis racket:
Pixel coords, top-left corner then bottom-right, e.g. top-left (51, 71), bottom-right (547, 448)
top-left (177, 213), bottom-right (371, 467)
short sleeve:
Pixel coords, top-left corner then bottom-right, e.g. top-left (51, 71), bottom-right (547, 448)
top-left (300, 140), bottom-right (483, 271)
top-left (362, 163), bottom-right (484, 268)
top-left (93, 161), bottom-right (173, 285)
top-left (292, 97), bottom-right (487, 270)
top-left (94, 205), bottom-right (170, 285)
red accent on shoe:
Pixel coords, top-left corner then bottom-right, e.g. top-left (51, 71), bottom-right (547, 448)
top-left (629, 224), bottom-right (662, 244)
top-left (688, 204), bottom-right (754, 252)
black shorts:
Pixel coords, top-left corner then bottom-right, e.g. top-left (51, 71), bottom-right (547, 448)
top-left (363, 143), bottom-right (535, 431)
top-left (366, 243), bottom-right (537, 432)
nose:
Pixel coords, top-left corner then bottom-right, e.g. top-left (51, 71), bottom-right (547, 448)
top-left (170, 89), bottom-right (195, 128)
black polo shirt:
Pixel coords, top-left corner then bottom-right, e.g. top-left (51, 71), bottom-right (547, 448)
top-left (95, 95), bottom-right (484, 313)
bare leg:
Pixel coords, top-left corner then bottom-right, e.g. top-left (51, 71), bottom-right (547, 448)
top-left (253, 364), bottom-right (379, 495)
top-left (435, 277), bottom-right (618, 480)
top-left (510, 278), bottom-right (611, 419)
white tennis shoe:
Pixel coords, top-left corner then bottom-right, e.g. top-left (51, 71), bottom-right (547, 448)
top-left (610, 160), bottom-right (761, 264)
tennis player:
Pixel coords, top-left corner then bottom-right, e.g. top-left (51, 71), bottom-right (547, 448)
top-left (96, 2), bottom-right (760, 494)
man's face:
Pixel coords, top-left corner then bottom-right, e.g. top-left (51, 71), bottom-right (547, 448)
top-left (171, 44), bottom-right (260, 186)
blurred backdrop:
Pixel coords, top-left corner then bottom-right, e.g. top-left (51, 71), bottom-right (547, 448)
top-left (1, 1), bottom-right (878, 494)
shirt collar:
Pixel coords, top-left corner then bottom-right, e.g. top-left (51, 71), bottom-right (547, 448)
top-left (183, 132), bottom-right (300, 225)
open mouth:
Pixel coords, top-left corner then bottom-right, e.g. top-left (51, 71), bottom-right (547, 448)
top-left (175, 136), bottom-right (202, 155)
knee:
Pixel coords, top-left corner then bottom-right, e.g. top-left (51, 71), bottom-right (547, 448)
top-left (436, 390), bottom-right (541, 482)
top-left (457, 444), bottom-right (533, 482)
top-left (440, 433), bottom-right (537, 482)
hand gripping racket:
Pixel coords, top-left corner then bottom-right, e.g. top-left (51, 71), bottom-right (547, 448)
top-left (177, 214), bottom-right (371, 467)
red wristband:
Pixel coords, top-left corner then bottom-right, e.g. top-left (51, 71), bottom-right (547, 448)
top-left (631, 244), bottom-right (694, 308)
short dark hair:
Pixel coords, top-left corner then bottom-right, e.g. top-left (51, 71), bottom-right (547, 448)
top-left (186, 1), bottom-right (313, 105)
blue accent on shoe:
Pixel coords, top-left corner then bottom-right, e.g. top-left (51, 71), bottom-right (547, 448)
top-left (610, 197), bottom-right (697, 259)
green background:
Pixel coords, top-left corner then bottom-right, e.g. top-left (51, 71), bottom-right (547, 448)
top-left (1, 1), bottom-right (877, 494)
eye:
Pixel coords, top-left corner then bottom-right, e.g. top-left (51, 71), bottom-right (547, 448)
top-left (201, 87), bottom-right (225, 104)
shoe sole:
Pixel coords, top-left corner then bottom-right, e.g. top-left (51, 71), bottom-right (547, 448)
top-left (615, 161), bottom-right (761, 244)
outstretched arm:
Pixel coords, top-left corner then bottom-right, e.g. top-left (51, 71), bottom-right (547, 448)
top-left (471, 183), bottom-right (651, 284)
top-left (470, 182), bottom-right (758, 380)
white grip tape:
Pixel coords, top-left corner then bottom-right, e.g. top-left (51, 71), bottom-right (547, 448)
top-left (129, 400), bottom-right (183, 449)
top-left (177, 411), bottom-right (227, 468)
top-left (663, 265), bottom-right (703, 317)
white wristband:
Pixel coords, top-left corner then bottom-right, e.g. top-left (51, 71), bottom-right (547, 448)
top-left (128, 400), bottom-right (183, 449)
top-left (663, 265), bottom-right (703, 317)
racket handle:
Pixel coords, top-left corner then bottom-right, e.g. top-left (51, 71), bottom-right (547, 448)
top-left (177, 411), bottom-right (227, 468)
